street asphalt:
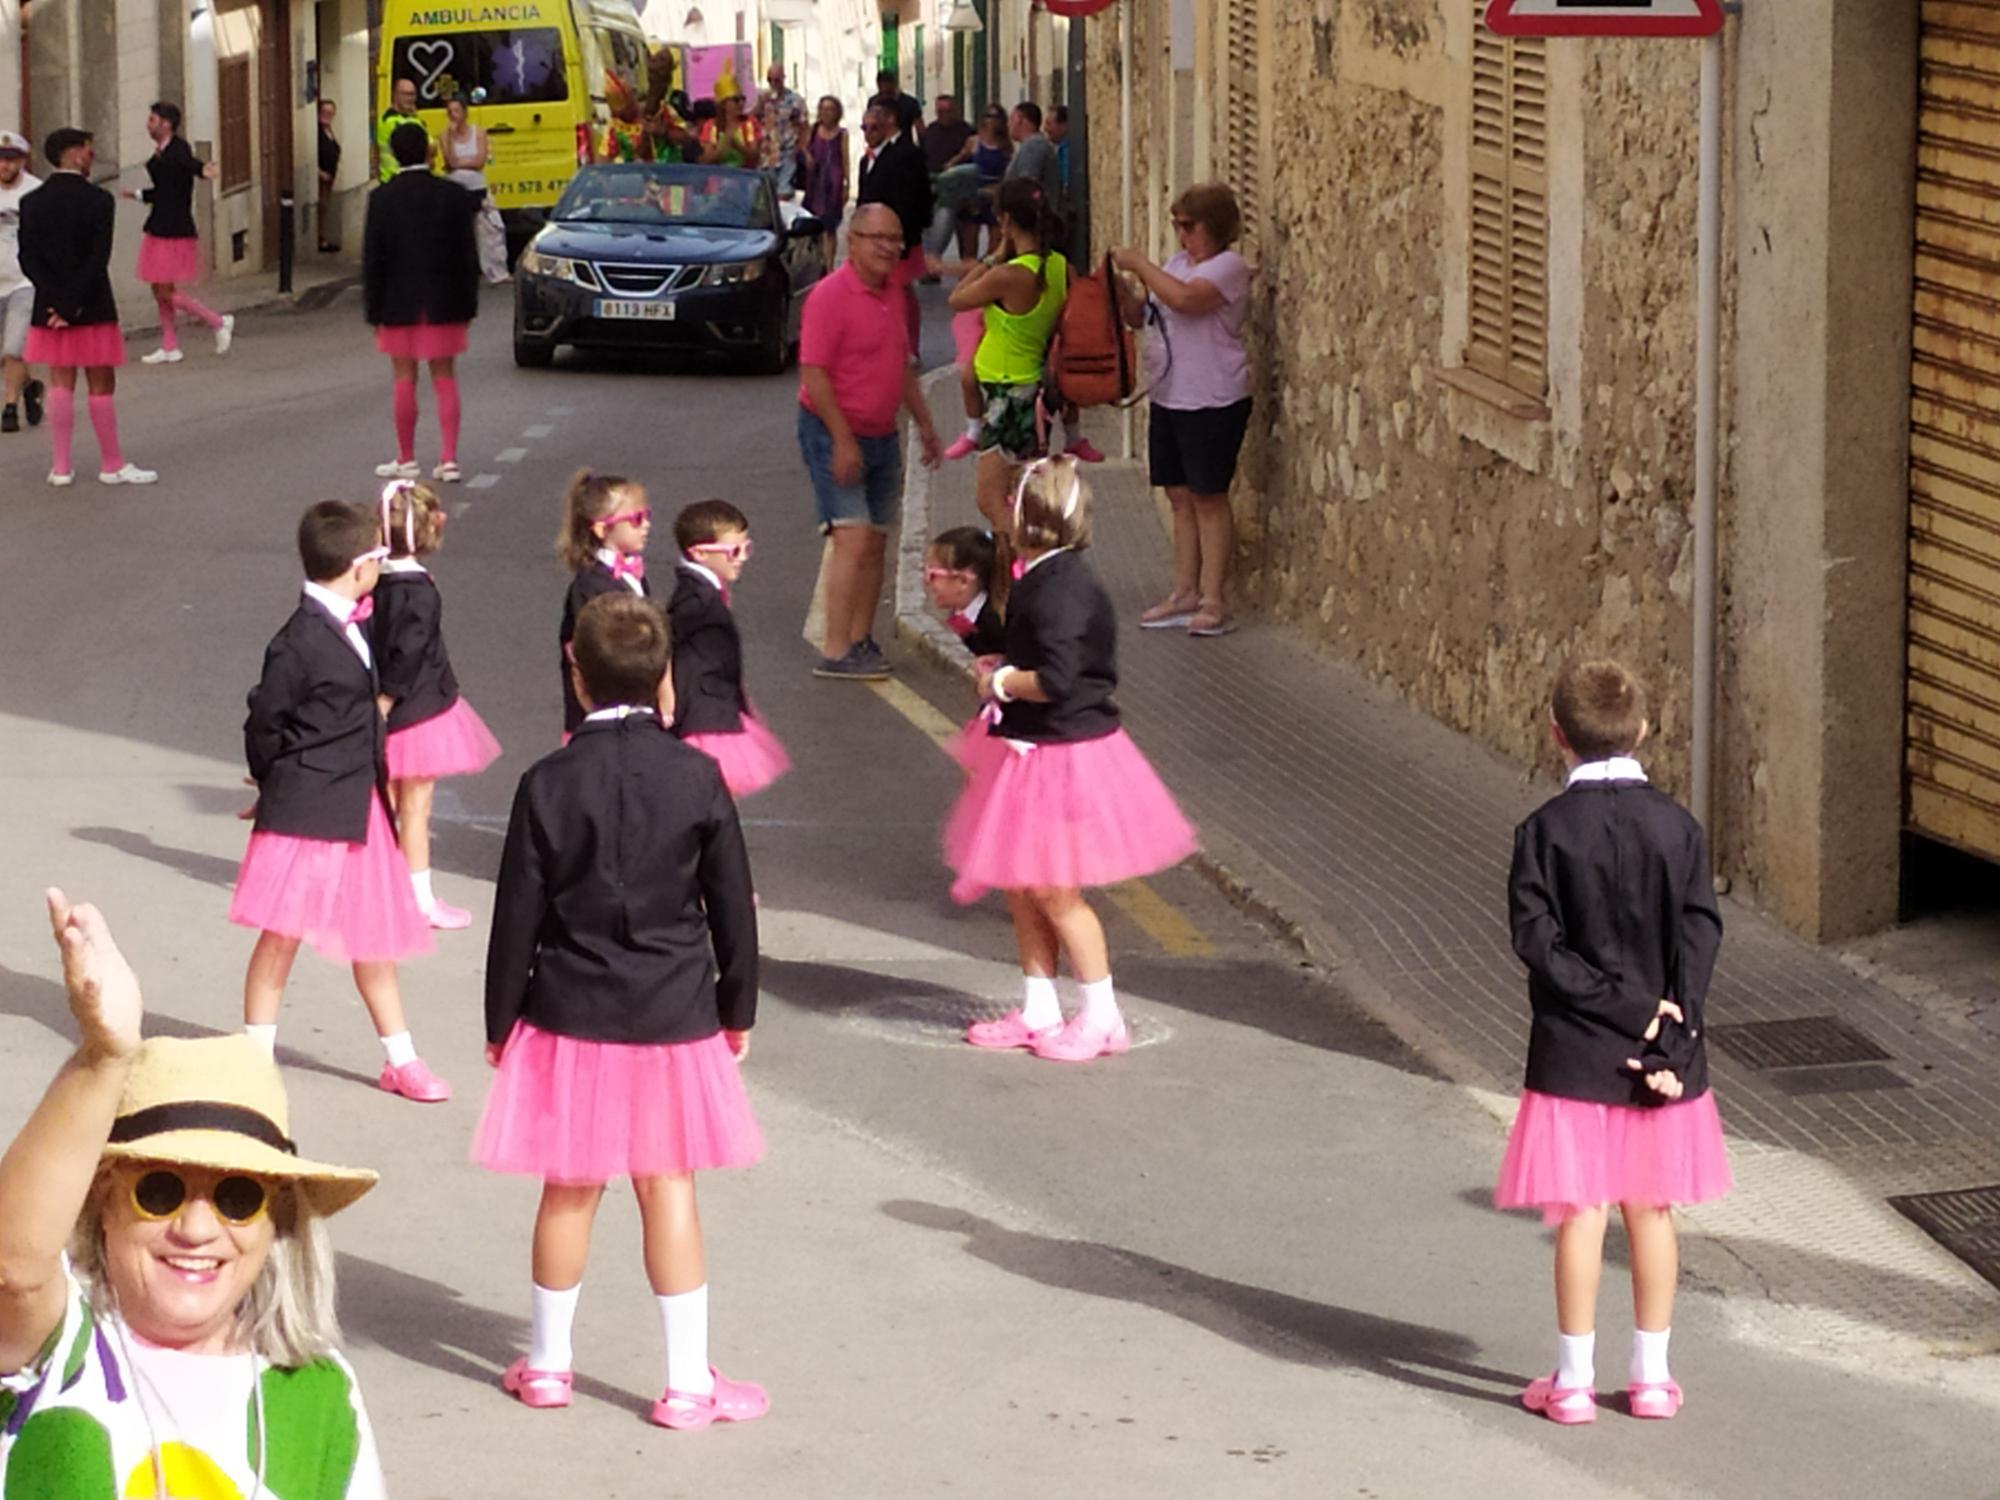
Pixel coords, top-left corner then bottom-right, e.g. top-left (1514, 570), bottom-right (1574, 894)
top-left (0, 286), bottom-right (1993, 1497)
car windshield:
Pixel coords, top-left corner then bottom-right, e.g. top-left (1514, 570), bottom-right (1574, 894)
top-left (553, 166), bottom-right (775, 229)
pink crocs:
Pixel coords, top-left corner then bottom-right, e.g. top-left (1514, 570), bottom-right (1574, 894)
top-left (1029, 1014), bottom-right (1133, 1063)
top-left (425, 899), bottom-right (473, 931)
top-left (942, 434), bottom-right (979, 461)
top-left (501, 1358), bottom-right (573, 1410)
top-left (378, 1057), bottom-right (452, 1103)
top-left (1522, 1373), bottom-right (1597, 1425)
top-left (1626, 1380), bottom-right (1682, 1420)
top-left (649, 1369), bottom-right (769, 1431)
top-left (966, 1009), bottom-right (1060, 1051)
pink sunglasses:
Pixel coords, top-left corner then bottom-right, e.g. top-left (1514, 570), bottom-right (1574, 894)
top-left (923, 566), bottom-right (975, 582)
top-left (691, 538), bottom-right (754, 562)
top-left (601, 508), bottom-right (653, 529)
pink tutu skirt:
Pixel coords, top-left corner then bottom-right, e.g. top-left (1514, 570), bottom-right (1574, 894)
top-left (945, 708), bottom-right (1008, 778)
top-left (136, 233), bottom-right (202, 284)
top-left (375, 319), bottom-right (469, 359)
top-left (227, 796), bottom-right (433, 964)
top-left (1494, 1089), bottom-right (1733, 1226)
top-left (952, 308), bottom-right (984, 367)
top-left (385, 697), bottom-right (503, 781)
top-left (682, 711), bottom-right (791, 800)
top-left (23, 322), bottom-right (125, 369)
top-left (474, 1021), bottom-right (764, 1185)
top-left (942, 728), bottom-right (1198, 902)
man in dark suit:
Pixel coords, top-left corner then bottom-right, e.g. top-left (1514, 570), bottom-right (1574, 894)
top-left (855, 99), bottom-right (932, 363)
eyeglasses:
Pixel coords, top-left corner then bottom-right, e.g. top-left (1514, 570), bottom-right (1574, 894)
top-left (850, 231), bottom-right (903, 243)
top-left (601, 508), bottom-right (653, 529)
top-left (128, 1168), bottom-right (271, 1227)
top-left (691, 538), bottom-right (754, 562)
top-left (923, 566), bottom-right (975, 582)
top-left (1171, 217), bottom-right (1197, 232)
top-left (353, 545), bottom-right (391, 564)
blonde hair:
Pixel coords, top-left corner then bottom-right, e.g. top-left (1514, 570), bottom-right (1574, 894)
top-left (380, 480), bottom-right (446, 559)
top-left (72, 1169), bottom-right (342, 1369)
top-left (556, 469), bottom-right (638, 572)
top-left (1012, 455), bottom-right (1092, 553)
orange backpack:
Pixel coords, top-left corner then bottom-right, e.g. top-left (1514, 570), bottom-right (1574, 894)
top-left (1049, 256), bottom-right (1139, 408)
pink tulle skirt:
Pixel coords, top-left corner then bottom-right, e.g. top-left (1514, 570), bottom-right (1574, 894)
top-left (942, 728), bottom-right (1198, 902)
top-left (474, 1021), bottom-right (765, 1184)
top-left (945, 708), bottom-right (1008, 778)
top-left (375, 320), bottom-right (469, 359)
top-left (682, 711), bottom-right (791, 800)
top-left (952, 308), bottom-right (984, 366)
top-left (136, 233), bottom-right (202, 284)
top-left (23, 322), bottom-right (125, 369)
top-left (1494, 1089), bottom-right (1733, 1226)
top-left (228, 795), bottom-right (433, 964)
top-left (385, 697), bottom-right (503, 781)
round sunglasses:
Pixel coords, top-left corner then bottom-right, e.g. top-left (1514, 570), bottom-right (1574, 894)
top-left (128, 1167), bottom-right (272, 1227)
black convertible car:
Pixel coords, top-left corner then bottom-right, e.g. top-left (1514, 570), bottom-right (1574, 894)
top-left (512, 163), bottom-right (827, 374)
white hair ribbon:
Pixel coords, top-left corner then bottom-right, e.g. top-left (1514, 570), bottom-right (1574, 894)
top-left (379, 479), bottom-right (418, 555)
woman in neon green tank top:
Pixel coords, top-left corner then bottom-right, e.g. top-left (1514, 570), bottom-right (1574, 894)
top-left (948, 178), bottom-right (1069, 554)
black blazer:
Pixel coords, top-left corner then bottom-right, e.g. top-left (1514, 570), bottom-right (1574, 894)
top-left (668, 566), bottom-right (745, 737)
top-left (1508, 780), bottom-right (1723, 1107)
top-left (140, 138), bottom-right (204, 238)
top-left (993, 551), bottom-right (1120, 744)
top-left (947, 595), bottom-right (1006, 658)
top-left (362, 169), bottom-right (480, 327)
top-left (485, 712), bottom-right (758, 1046)
top-left (857, 134), bottom-right (932, 251)
top-left (368, 570), bottom-right (461, 732)
top-left (19, 172), bottom-right (117, 329)
top-left (243, 599), bottom-right (390, 843)
top-left (559, 562), bottom-right (652, 733)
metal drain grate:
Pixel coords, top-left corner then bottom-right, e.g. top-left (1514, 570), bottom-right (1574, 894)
top-left (1707, 1017), bottom-right (1891, 1071)
top-left (1888, 1185), bottom-right (2000, 1293)
top-left (1762, 1064), bottom-right (1910, 1096)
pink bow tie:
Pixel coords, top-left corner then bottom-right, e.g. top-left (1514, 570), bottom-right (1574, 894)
top-left (947, 612), bottom-right (974, 636)
top-left (1010, 560), bottom-right (1026, 582)
top-left (613, 555), bottom-right (646, 583)
top-left (348, 597), bottom-right (374, 625)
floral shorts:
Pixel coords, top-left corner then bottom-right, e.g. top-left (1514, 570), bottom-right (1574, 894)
top-left (976, 382), bottom-right (1046, 462)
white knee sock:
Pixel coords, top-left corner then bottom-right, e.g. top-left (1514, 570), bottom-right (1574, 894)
top-left (1556, 1331), bottom-right (1596, 1390)
top-left (530, 1281), bottom-right (581, 1372)
top-left (1630, 1326), bottom-right (1672, 1386)
top-left (1079, 975), bottom-right (1122, 1031)
top-left (244, 1023), bottom-right (278, 1060)
top-left (658, 1286), bottom-right (714, 1396)
top-left (1019, 973), bottom-right (1061, 1031)
top-left (379, 1031), bottom-right (417, 1068)
top-left (410, 868), bottom-right (435, 910)
top-left (962, 417), bottom-right (980, 440)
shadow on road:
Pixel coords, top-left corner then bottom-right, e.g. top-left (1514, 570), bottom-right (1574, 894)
top-left (883, 1199), bottom-right (1526, 1409)
top-left (72, 824), bottom-right (242, 889)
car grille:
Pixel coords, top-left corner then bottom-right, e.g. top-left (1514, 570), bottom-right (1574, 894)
top-left (591, 263), bottom-right (705, 297)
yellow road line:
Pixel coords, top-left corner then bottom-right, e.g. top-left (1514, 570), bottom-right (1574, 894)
top-left (868, 678), bottom-right (1216, 958)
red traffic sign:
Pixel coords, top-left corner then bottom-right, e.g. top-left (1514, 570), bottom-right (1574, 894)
top-left (1485, 0), bottom-right (1724, 37)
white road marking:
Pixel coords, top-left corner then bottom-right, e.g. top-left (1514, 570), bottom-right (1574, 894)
top-left (523, 423), bottom-right (555, 438)
top-left (468, 473), bottom-right (501, 490)
top-left (546, 405), bottom-right (576, 416)
top-left (451, 501), bottom-right (474, 518)
top-left (494, 447), bottom-right (528, 463)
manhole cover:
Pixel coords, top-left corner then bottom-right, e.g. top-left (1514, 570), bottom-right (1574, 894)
top-left (1708, 1017), bottom-right (1891, 1071)
top-left (1761, 1063), bottom-right (1909, 1096)
top-left (1888, 1185), bottom-right (2000, 1293)
top-left (846, 993), bottom-right (1172, 1051)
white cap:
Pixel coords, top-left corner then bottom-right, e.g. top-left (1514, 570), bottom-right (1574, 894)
top-left (0, 131), bottom-right (29, 157)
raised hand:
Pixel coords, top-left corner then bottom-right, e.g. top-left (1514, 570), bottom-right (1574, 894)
top-left (45, 889), bottom-right (143, 1061)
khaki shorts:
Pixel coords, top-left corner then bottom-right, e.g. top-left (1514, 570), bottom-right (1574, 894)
top-left (0, 286), bottom-right (31, 361)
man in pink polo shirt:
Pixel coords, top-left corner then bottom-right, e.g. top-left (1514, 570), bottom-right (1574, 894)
top-left (798, 203), bottom-right (942, 680)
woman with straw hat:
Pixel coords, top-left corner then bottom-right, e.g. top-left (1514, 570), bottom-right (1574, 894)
top-left (0, 890), bottom-right (386, 1498)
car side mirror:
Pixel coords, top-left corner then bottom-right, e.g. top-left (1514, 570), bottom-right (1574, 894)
top-left (788, 216), bottom-right (825, 240)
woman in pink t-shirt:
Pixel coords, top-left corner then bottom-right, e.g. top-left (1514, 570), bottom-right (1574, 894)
top-left (1112, 183), bottom-right (1252, 637)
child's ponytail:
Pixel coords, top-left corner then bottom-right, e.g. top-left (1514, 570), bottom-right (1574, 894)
top-left (556, 468), bottom-right (632, 572)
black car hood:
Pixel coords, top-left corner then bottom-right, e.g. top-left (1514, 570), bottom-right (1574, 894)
top-left (534, 222), bottom-right (777, 265)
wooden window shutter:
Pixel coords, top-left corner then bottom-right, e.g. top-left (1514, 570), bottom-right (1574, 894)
top-left (219, 56), bottom-right (252, 194)
top-left (1225, 0), bottom-right (1261, 244)
top-left (1468, 10), bottom-right (1548, 398)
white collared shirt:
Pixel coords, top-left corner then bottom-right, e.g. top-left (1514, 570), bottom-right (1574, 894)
top-left (1019, 547), bottom-right (1070, 577)
top-left (302, 581), bottom-right (373, 668)
top-left (958, 589), bottom-right (989, 623)
top-left (678, 558), bottom-right (722, 591)
top-left (379, 557), bottom-right (428, 575)
top-left (597, 546), bottom-right (645, 595)
top-left (583, 705), bottom-right (656, 722)
top-left (1566, 756), bottom-right (1648, 787)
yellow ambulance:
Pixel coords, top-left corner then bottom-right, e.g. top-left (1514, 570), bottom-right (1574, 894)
top-left (375, 0), bottom-right (651, 234)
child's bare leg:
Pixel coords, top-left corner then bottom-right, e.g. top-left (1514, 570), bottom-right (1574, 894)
top-left (243, 930), bottom-right (302, 1027)
top-left (350, 960), bottom-right (411, 1039)
top-left (1553, 1205), bottom-right (1609, 1334)
top-left (1005, 890), bottom-right (1059, 980)
top-left (1035, 886), bottom-right (1109, 985)
top-left (394, 777), bottom-right (434, 873)
top-left (637, 1173), bottom-right (718, 1400)
top-left (1623, 1202), bottom-right (1678, 1331)
top-left (525, 1182), bottom-right (604, 1375)
top-left (960, 363), bottom-right (981, 422)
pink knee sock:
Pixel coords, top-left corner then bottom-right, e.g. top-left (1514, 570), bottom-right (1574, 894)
top-left (88, 394), bottom-right (125, 471)
top-left (47, 386), bottom-right (74, 474)
top-left (171, 292), bottom-right (224, 330)
top-left (157, 302), bottom-right (179, 353)
top-left (433, 376), bottom-right (461, 466)
top-left (392, 379), bottom-right (418, 464)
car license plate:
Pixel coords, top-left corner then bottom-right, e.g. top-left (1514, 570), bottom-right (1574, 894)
top-left (596, 299), bottom-right (676, 321)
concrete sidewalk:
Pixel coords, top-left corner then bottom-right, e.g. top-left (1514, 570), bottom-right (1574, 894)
top-left (896, 370), bottom-right (2000, 1373)
top-left (114, 260), bottom-right (359, 343)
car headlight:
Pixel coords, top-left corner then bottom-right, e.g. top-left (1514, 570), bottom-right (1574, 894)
top-left (519, 247), bottom-right (598, 289)
top-left (700, 260), bottom-right (766, 287)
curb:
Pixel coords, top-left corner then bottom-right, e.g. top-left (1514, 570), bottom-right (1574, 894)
top-left (117, 271), bottom-right (361, 343)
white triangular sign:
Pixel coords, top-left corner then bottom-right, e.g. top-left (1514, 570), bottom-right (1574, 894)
top-left (1486, 0), bottom-right (1725, 37)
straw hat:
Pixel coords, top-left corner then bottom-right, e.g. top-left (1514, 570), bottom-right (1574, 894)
top-left (100, 1036), bottom-right (377, 1216)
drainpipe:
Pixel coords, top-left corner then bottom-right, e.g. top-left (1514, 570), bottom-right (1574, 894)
top-left (1692, 29), bottom-right (1722, 839)
top-left (1118, 0), bottom-right (1132, 459)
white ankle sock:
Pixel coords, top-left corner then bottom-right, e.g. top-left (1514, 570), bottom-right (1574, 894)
top-left (1019, 974), bottom-right (1062, 1031)
top-left (961, 418), bottom-right (980, 441)
top-left (1079, 975), bottom-right (1121, 1031)
top-left (379, 1031), bottom-right (417, 1068)
top-left (658, 1286), bottom-right (714, 1397)
top-left (1556, 1331), bottom-right (1596, 1390)
top-left (529, 1281), bottom-right (580, 1372)
top-left (244, 1023), bottom-right (278, 1060)
top-left (1630, 1326), bottom-right (1672, 1386)
top-left (410, 868), bottom-right (435, 910)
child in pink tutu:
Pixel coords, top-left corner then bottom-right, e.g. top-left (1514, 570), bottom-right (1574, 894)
top-left (478, 592), bottom-right (767, 1431)
top-left (944, 457), bottom-right (1197, 1063)
top-left (370, 479), bottom-right (503, 930)
top-left (558, 468), bottom-right (652, 739)
top-left (922, 525), bottom-right (1008, 778)
top-left (231, 500), bottom-right (450, 1103)
top-left (668, 500), bottom-right (790, 799)
top-left (1497, 658), bottom-right (1730, 1425)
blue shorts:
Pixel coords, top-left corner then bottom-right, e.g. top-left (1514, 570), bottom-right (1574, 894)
top-left (798, 406), bottom-right (904, 532)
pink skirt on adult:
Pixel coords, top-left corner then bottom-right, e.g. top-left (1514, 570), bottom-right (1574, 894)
top-left (474, 1021), bottom-right (765, 1185)
top-left (1494, 1089), bottom-right (1733, 1226)
top-left (23, 322), bottom-right (125, 369)
top-left (228, 795), bottom-right (432, 964)
top-left (375, 320), bottom-right (470, 359)
top-left (942, 728), bottom-right (1198, 903)
top-left (385, 697), bottom-right (503, 781)
top-left (136, 233), bottom-right (202, 284)
top-left (682, 711), bottom-right (791, 800)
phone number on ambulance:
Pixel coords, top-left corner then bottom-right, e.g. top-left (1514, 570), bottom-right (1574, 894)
top-left (500, 181), bottom-right (571, 197)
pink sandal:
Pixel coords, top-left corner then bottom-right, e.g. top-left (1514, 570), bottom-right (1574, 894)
top-left (501, 1357), bottom-right (573, 1410)
top-left (966, 1009), bottom-right (1060, 1051)
top-left (1029, 1014), bottom-right (1133, 1063)
top-left (1521, 1373), bottom-right (1597, 1425)
top-left (649, 1368), bottom-right (769, 1430)
top-left (1626, 1380), bottom-right (1682, 1420)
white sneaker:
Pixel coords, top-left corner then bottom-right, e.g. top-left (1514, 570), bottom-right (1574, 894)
top-left (215, 315), bottom-right (235, 356)
top-left (140, 347), bottom-right (184, 365)
top-left (98, 463), bottom-right (158, 485)
top-left (46, 470), bottom-right (73, 487)
top-left (374, 459), bottom-right (420, 479)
